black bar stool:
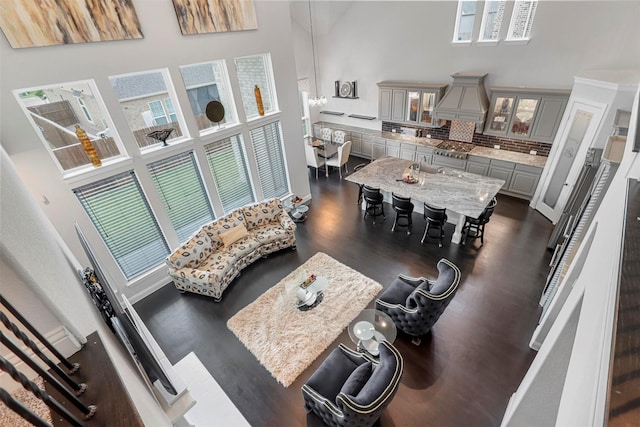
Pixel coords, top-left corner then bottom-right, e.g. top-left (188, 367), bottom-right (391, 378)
top-left (391, 193), bottom-right (414, 234)
top-left (422, 203), bottom-right (447, 247)
top-left (363, 185), bottom-right (385, 223)
top-left (462, 197), bottom-right (497, 246)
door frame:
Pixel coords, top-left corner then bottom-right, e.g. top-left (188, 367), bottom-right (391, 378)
top-left (531, 97), bottom-right (607, 223)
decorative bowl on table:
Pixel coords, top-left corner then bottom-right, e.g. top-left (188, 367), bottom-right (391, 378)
top-left (402, 177), bottom-right (418, 184)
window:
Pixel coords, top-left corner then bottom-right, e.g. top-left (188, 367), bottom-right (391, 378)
top-left (147, 151), bottom-right (214, 241)
top-left (179, 60), bottom-right (237, 133)
top-left (479, 1), bottom-right (506, 41)
top-left (74, 171), bottom-right (169, 279)
top-left (507, 0), bottom-right (538, 40)
top-left (453, 0), bottom-right (478, 42)
top-left (235, 53), bottom-right (278, 119)
top-left (109, 69), bottom-right (186, 149)
top-left (249, 122), bottom-right (290, 199)
top-left (297, 78), bottom-right (312, 138)
top-left (13, 80), bottom-right (126, 172)
top-left (149, 100), bottom-right (169, 125)
top-left (77, 97), bottom-right (93, 123)
top-left (205, 135), bottom-right (255, 213)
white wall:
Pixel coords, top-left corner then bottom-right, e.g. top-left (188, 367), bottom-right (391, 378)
top-left (0, 0), bottom-right (310, 302)
top-left (290, 1), bottom-right (640, 131)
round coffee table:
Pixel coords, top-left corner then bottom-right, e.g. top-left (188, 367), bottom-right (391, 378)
top-left (348, 309), bottom-right (397, 356)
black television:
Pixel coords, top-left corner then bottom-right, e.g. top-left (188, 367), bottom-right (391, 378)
top-left (74, 223), bottom-right (178, 396)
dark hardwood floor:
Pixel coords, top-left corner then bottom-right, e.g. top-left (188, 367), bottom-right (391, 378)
top-left (135, 156), bottom-right (554, 427)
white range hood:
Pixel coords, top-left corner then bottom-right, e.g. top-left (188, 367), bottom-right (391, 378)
top-left (432, 73), bottom-right (490, 131)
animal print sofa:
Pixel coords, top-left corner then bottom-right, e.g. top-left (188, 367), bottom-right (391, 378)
top-left (166, 198), bottom-right (297, 301)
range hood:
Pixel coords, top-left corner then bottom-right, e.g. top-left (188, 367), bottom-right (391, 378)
top-left (432, 73), bottom-right (490, 131)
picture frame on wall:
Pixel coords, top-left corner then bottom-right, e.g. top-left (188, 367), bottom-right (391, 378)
top-left (171, 0), bottom-right (258, 35)
top-left (0, 0), bottom-right (143, 48)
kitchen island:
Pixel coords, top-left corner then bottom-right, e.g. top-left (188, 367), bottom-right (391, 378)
top-left (346, 157), bottom-right (505, 244)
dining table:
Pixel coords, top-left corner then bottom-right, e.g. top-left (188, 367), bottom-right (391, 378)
top-left (346, 156), bottom-right (505, 244)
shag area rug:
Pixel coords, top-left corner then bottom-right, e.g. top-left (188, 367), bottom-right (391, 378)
top-left (0, 377), bottom-right (53, 426)
top-left (227, 252), bottom-right (383, 387)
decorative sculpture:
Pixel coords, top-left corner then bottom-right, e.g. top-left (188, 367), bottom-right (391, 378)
top-left (254, 85), bottom-right (265, 116)
top-left (75, 125), bottom-right (101, 167)
top-left (146, 128), bottom-right (174, 146)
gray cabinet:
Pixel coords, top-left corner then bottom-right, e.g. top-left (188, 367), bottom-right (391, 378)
top-left (372, 138), bottom-right (386, 160)
top-left (432, 154), bottom-right (466, 170)
top-left (377, 81), bottom-right (446, 126)
top-left (385, 140), bottom-right (401, 158)
top-left (485, 87), bottom-right (570, 143)
top-left (416, 146), bottom-right (433, 168)
top-left (378, 87), bottom-right (406, 121)
top-left (508, 164), bottom-right (543, 197)
top-left (400, 143), bottom-right (416, 161)
top-left (361, 135), bottom-right (373, 159)
top-left (465, 155), bottom-right (490, 176)
top-left (488, 159), bottom-right (514, 189)
top-left (350, 133), bottom-right (363, 156)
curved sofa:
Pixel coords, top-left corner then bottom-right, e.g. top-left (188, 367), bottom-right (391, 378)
top-left (166, 198), bottom-right (297, 301)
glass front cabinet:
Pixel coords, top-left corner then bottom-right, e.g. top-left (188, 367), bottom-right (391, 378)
top-left (485, 88), bottom-right (570, 143)
top-left (378, 81), bottom-right (447, 127)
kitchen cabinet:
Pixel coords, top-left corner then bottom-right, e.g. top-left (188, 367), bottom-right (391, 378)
top-left (488, 159), bottom-right (514, 189)
top-left (350, 132), bottom-right (363, 156)
top-left (385, 140), bottom-right (401, 158)
top-left (400, 143), bottom-right (416, 161)
top-left (485, 87), bottom-right (570, 143)
top-left (432, 154), bottom-right (466, 170)
top-left (416, 146), bottom-right (433, 168)
top-left (508, 164), bottom-right (543, 197)
top-left (361, 134), bottom-right (373, 159)
top-left (465, 155), bottom-right (490, 176)
top-left (377, 81), bottom-right (447, 126)
top-left (372, 137), bottom-right (386, 160)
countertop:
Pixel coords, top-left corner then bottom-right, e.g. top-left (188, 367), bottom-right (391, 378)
top-left (314, 121), bottom-right (547, 168)
top-left (346, 157), bottom-right (505, 218)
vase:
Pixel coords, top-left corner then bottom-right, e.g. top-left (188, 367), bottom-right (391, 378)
top-left (254, 85), bottom-right (265, 116)
top-left (75, 125), bottom-right (101, 167)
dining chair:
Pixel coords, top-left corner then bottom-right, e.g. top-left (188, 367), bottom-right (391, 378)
top-left (391, 193), bottom-right (414, 235)
top-left (304, 143), bottom-right (326, 180)
top-left (462, 197), bottom-right (497, 246)
top-left (422, 203), bottom-right (447, 247)
top-left (326, 141), bottom-right (352, 179)
top-left (363, 186), bottom-right (385, 224)
top-left (333, 130), bottom-right (346, 145)
top-left (320, 127), bottom-right (333, 143)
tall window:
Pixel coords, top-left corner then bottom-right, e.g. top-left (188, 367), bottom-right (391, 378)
top-left (479, 1), bottom-right (506, 41)
top-left (453, 0), bottom-right (478, 42)
top-left (147, 151), bottom-right (214, 241)
top-left (235, 53), bottom-right (277, 119)
top-left (74, 171), bottom-right (169, 279)
top-left (250, 122), bottom-right (289, 199)
top-left (507, 0), bottom-right (538, 40)
top-left (205, 135), bottom-right (255, 213)
top-left (297, 78), bottom-right (312, 138)
top-left (109, 69), bottom-right (186, 149)
top-left (179, 60), bottom-right (237, 133)
top-left (13, 80), bottom-right (126, 173)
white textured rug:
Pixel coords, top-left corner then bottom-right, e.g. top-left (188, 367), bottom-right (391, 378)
top-left (227, 252), bottom-right (383, 387)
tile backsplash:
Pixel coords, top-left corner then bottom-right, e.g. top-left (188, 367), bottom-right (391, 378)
top-left (382, 121), bottom-right (551, 157)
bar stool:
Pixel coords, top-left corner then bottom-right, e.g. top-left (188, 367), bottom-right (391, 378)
top-left (391, 193), bottom-right (414, 235)
top-left (353, 163), bottom-right (367, 205)
top-left (363, 186), bottom-right (385, 224)
top-left (422, 203), bottom-right (447, 247)
top-left (462, 197), bottom-right (497, 246)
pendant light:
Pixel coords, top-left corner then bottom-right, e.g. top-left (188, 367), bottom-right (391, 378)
top-left (308, 0), bottom-right (326, 107)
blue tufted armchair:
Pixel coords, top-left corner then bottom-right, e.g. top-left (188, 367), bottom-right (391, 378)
top-left (375, 258), bottom-right (461, 345)
top-left (301, 341), bottom-right (403, 427)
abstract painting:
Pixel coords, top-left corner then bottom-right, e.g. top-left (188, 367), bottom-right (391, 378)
top-left (0, 0), bottom-right (143, 48)
top-left (171, 0), bottom-right (257, 35)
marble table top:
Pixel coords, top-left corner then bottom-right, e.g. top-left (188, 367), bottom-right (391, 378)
top-left (346, 157), bottom-right (505, 218)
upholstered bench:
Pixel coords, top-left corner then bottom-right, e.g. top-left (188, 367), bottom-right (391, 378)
top-left (165, 198), bottom-right (297, 301)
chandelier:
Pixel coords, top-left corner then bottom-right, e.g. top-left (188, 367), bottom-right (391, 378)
top-left (307, 0), bottom-right (326, 107)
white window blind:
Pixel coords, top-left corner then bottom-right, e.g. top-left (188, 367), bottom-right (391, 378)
top-left (147, 151), bottom-right (214, 241)
top-left (205, 135), bottom-right (255, 213)
top-left (453, 0), bottom-right (478, 42)
top-left (249, 122), bottom-right (290, 200)
top-left (507, 0), bottom-right (538, 40)
top-left (74, 171), bottom-right (169, 279)
top-left (479, 1), bottom-right (506, 41)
